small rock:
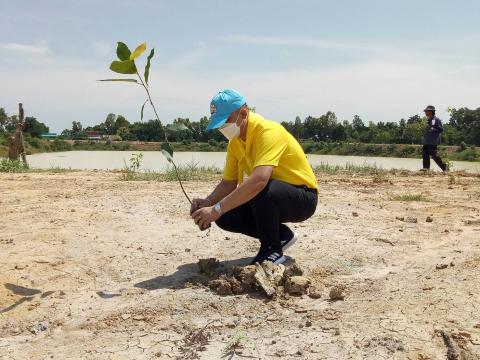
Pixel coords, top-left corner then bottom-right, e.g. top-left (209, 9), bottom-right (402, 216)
top-left (294, 308), bottom-right (308, 313)
top-left (329, 286), bottom-right (345, 301)
top-left (121, 313), bottom-right (131, 320)
top-left (352, 212), bottom-right (359, 217)
top-left (306, 320), bottom-right (312, 327)
top-left (308, 286), bottom-right (323, 299)
top-left (436, 264), bottom-right (448, 270)
top-left (254, 262), bottom-right (285, 297)
top-left (71, 209), bottom-right (76, 212)
top-left (184, 248), bottom-right (191, 253)
top-left (285, 276), bottom-right (310, 295)
top-left (426, 216), bottom-right (433, 223)
top-left (198, 258), bottom-right (220, 275)
top-left (395, 216), bottom-right (404, 221)
top-left (450, 261), bottom-right (455, 267)
top-left (14, 264), bottom-right (27, 270)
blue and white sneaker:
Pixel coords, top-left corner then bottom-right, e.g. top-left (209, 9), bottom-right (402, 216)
top-left (250, 247), bottom-right (286, 265)
top-left (263, 249), bottom-right (286, 264)
top-left (281, 232), bottom-right (298, 252)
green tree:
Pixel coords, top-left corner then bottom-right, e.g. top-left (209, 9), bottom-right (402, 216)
top-left (71, 121), bottom-right (84, 139)
top-left (449, 107), bottom-right (480, 146)
top-left (24, 116), bottom-right (49, 137)
top-left (0, 108), bottom-right (8, 134)
top-left (104, 113), bottom-right (117, 135)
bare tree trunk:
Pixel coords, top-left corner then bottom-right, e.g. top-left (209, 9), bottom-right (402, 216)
top-left (18, 103), bottom-right (27, 166)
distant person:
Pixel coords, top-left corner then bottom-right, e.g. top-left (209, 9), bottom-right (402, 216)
top-left (190, 89), bottom-right (318, 264)
top-left (422, 105), bottom-right (448, 172)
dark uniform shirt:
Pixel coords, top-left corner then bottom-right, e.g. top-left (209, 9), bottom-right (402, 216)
top-left (423, 116), bottom-right (443, 145)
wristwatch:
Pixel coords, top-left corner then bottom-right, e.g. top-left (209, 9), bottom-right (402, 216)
top-left (213, 202), bottom-right (222, 215)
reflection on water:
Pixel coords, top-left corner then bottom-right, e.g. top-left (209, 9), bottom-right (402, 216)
top-left (26, 151), bottom-right (480, 173)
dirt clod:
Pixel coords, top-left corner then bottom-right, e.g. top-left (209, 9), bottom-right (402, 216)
top-left (426, 216), bottom-right (433, 222)
top-left (308, 285), bottom-right (323, 299)
top-left (197, 258), bottom-right (220, 276)
top-left (329, 286), bottom-right (345, 301)
top-left (284, 263), bottom-right (304, 277)
top-left (285, 276), bottom-right (310, 295)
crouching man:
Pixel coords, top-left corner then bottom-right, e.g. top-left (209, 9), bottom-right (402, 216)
top-left (191, 89), bottom-right (318, 264)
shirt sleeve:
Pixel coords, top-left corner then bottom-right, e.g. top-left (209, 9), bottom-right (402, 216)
top-left (223, 142), bottom-right (238, 181)
top-left (253, 127), bottom-right (287, 168)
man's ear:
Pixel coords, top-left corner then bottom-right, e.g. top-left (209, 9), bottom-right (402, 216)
top-left (240, 107), bottom-right (248, 121)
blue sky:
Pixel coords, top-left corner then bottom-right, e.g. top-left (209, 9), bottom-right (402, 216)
top-left (1, 0), bottom-right (479, 132)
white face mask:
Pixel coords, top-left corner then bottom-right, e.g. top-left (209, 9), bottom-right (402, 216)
top-left (219, 112), bottom-right (242, 140)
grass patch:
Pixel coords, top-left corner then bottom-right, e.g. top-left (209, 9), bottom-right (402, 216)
top-left (120, 160), bottom-right (222, 181)
top-left (314, 162), bottom-right (388, 175)
top-left (389, 193), bottom-right (429, 202)
top-left (0, 158), bottom-right (77, 174)
top-left (0, 159), bottom-right (28, 172)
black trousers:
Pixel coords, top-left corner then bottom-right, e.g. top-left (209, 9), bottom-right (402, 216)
top-left (216, 180), bottom-right (318, 251)
top-left (422, 145), bottom-right (447, 171)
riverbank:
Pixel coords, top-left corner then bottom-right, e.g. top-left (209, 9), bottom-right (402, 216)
top-left (1, 137), bottom-right (479, 162)
top-left (1, 170), bottom-right (479, 358)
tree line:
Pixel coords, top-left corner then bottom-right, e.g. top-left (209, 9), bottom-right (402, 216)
top-left (1, 106), bottom-right (479, 146)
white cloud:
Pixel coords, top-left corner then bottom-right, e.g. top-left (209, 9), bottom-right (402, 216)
top-left (224, 35), bottom-right (476, 63)
top-left (0, 42), bottom-right (50, 57)
top-left (1, 56), bottom-right (478, 133)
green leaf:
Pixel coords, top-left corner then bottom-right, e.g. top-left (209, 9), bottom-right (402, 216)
top-left (144, 48), bottom-right (155, 85)
top-left (161, 143), bottom-right (173, 163)
top-left (140, 100), bottom-right (148, 121)
top-left (130, 42), bottom-right (147, 60)
top-left (98, 78), bottom-right (139, 83)
top-left (109, 60), bottom-right (137, 74)
top-left (116, 42), bottom-right (131, 61)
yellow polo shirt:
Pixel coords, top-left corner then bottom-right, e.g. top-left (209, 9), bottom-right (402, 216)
top-left (223, 112), bottom-right (318, 190)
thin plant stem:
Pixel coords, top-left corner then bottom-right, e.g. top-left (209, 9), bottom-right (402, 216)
top-left (136, 70), bottom-right (192, 204)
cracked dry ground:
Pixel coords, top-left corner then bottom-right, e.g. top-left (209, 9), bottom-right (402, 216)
top-left (1, 171), bottom-right (479, 359)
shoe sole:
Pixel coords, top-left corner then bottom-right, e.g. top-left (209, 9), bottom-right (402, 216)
top-left (282, 233), bottom-right (298, 252)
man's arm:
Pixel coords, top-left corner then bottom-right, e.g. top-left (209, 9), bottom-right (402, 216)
top-left (433, 118), bottom-right (443, 133)
top-left (207, 179), bottom-right (238, 204)
top-left (218, 165), bottom-right (273, 213)
top-left (190, 179), bottom-right (237, 215)
top-left (191, 165), bottom-right (273, 230)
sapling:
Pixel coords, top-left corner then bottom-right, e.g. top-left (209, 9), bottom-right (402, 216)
top-left (99, 41), bottom-right (191, 203)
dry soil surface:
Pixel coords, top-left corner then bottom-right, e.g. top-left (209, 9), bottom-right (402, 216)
top-left (1, 171), bottom-right (480, 359)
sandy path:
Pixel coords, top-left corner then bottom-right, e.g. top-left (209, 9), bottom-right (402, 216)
top-left (1, 171), bottom-right (479, 359)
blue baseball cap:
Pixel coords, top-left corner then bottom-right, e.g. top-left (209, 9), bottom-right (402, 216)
top-left (207, 89), bottom-right (246, 130)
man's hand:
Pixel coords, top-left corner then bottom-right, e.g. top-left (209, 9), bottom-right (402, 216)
top-left (190, 198), bottom-right (212, 215)
top-left (191, 206), bottom-right (220, 231)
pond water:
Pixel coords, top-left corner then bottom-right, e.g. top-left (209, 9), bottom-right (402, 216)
top-left (25, 151), bottom-right (480, 173)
